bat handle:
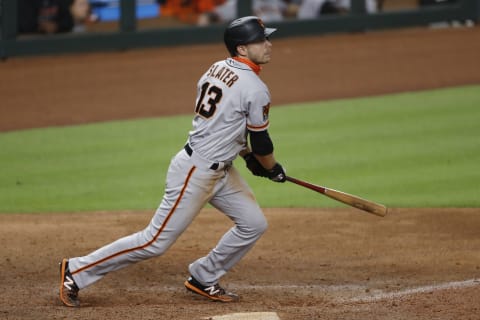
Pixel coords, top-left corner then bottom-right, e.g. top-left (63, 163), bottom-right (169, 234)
top-left (286, 176), bottom-right (327, 194)
top-left (285, 176), bottom-right (295, 183)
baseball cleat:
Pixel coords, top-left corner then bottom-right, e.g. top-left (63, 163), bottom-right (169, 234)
top-left (184, 275), bottom-right (239, 302)
top-left (59, 258), bottom-right (80, 307)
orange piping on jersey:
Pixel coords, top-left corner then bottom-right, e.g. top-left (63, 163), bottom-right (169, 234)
top-left (72, 166), bottom-right (197, 276)
top-left (247, 120), bottom-right (270, 131)
top-left (233, 57), bottom-right (261, 75)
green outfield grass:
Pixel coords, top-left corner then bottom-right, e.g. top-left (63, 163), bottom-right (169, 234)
top-left (1, 85), bottom-right (479, 213)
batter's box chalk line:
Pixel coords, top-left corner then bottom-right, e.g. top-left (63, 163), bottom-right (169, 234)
top-left (203, 312), bottom-right (280, 320)
top-left (340, 278), bottom-right (480, 303)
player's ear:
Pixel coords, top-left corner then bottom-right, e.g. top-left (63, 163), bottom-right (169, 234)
top-left (236, 45), bottom-right (248, 57)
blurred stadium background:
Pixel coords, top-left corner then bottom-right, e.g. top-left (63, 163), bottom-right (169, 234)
top-left (1, 0), bottom-right (479, 58)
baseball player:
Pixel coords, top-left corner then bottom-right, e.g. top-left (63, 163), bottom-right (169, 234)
top-left (59, 16), bottom-right (286, 307)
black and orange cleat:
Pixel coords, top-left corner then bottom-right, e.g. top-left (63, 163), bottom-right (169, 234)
top-left (184, 275), bottom-right (239, 302)
top-left (59, 258), bottom-right (80, 307)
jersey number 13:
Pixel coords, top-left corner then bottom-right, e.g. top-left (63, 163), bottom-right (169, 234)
top-left (195, 82), bottom-right (222, 119)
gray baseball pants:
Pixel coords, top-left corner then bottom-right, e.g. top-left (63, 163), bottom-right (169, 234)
top-left (69, 147), bottom-right (267, 289)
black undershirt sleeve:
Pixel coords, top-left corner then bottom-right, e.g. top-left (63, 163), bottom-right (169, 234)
top-left (249, 130), bottom-right (274, 156)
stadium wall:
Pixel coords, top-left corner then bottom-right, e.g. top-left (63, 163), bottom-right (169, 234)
top-left (0, 0), bottom-right (479, 58)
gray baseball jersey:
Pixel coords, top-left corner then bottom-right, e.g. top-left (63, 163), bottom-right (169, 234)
top-left (189, 57), bottom-right (271, 162)
top-left (68, 57), bottom-right (271, 289)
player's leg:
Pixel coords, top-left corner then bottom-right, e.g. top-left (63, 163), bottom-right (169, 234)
top-left (188, 166), bottom-right (267, 286)
top-left (66, 150), bottom-right (216, 290)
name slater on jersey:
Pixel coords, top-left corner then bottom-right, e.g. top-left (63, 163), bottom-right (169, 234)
top-left (206, 64), bottom-right (239, 87)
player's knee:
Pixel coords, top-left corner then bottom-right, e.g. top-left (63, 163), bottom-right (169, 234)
top-left (247, 214), bottom-right (268, 236)
top-left (257, 216), bottom-right (268, 234)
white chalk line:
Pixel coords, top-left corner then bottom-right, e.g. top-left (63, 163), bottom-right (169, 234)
top-left (232, 280), bottom-right (480, 303)
top-left (340, 278), bottom-right (480, 303)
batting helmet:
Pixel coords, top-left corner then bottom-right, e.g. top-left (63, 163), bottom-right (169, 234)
top-left (224, 16), bottom-right (277, 57)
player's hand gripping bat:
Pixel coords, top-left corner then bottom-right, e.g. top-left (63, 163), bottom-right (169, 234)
top-left (286, 176), bottom-right (387, 217)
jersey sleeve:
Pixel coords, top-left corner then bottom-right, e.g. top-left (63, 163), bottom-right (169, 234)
top-left (246, 90), bottom-right (271, 132)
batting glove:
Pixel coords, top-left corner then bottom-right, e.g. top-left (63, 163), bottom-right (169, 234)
top-left (268, 163), bottom-right (286, 183)
top-left (243, 153), bottom-right (269, 177)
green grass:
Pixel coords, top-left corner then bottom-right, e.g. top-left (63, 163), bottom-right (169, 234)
top-left (1, 85), bottom-right (479, 213)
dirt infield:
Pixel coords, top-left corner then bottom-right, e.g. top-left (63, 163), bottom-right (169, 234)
top-left (1, 26), bottom-right (480, 319)
top-left (1, 209), bottom-right (479, 319)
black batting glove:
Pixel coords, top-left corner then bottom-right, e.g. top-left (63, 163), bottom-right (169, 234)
top-left (268, 163), bottom-right (286, 183)
top-left (243, 152), bottom-right (269, 177)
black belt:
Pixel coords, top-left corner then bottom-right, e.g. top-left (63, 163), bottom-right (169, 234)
top-left (184, 144), bottom-right (219, 170)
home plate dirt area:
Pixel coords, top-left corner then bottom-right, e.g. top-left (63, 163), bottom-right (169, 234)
top-left (1, 26), bottom-right (480, 320)
top-left (1, 208), bottom-right (480, 319)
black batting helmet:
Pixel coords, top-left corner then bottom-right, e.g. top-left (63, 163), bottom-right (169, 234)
top-left (224, 16), bottom-right (277, 57)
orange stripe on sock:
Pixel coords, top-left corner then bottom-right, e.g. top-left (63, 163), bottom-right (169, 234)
top-left (72, 166), bottom-right (197, 275)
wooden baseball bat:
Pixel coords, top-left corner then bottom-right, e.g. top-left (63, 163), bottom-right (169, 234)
top-left (286, 176), bottom-right (387, 217)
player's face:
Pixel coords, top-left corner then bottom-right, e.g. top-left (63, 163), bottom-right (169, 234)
top-left (243, 39), bottom-right (272, 65)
